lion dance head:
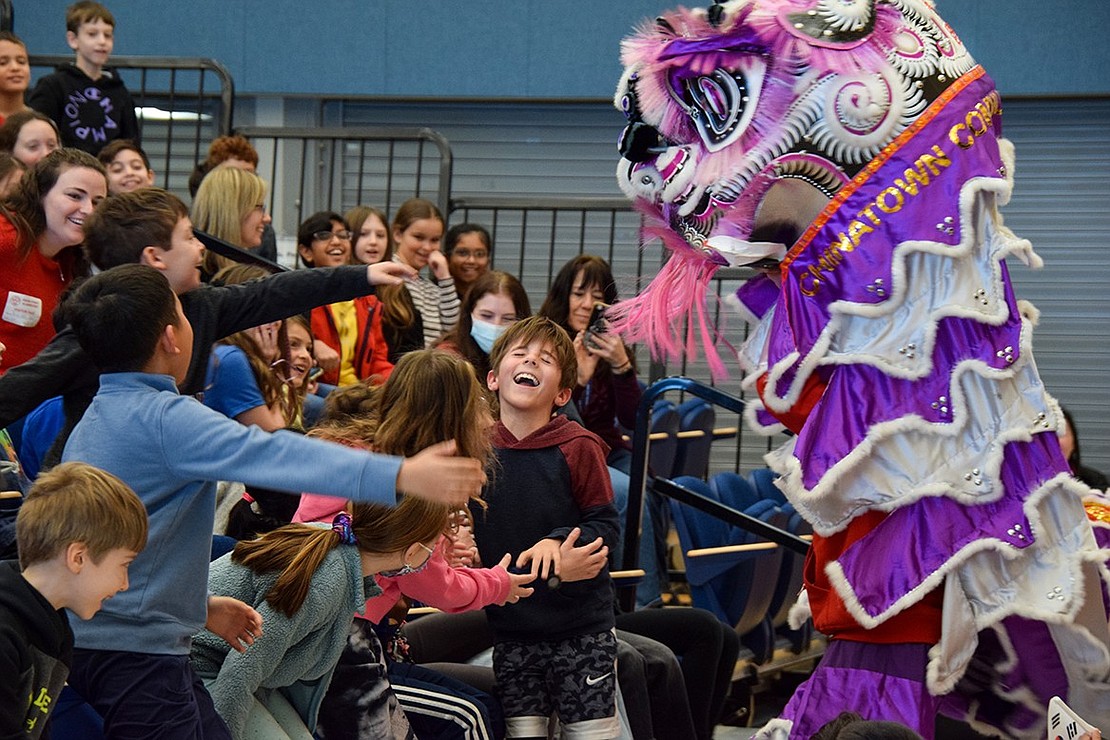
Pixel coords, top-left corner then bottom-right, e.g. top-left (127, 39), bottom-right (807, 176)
top-left (612, 0), bottom-right (978, 374)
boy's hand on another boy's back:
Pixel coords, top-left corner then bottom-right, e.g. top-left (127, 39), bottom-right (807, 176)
top-left (397, 440), bottom-right (486, 505)
top-left (367, 261), bottom-right (416, 286)
top-left (206, 595), bottom-right (264, 653)
top-left (494, 553), bottom-right (535, 604)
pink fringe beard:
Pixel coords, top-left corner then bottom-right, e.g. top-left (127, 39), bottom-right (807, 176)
top-left (608, 205), bottom-right (734, 381)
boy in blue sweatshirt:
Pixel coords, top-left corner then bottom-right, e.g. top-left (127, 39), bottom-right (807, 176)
top-left (60, 264), bottom-right (484, 739)
top-left (473, 316), bottom-right (620, 739)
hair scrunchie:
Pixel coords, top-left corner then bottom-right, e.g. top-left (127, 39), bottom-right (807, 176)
top-left (332, 512), bottom-right (357, 546)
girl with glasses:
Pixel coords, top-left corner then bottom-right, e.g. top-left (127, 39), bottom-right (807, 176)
top-left (297, 211), bottom-right (394, 388)
top-left (444, 222), bottom-right (492, 299)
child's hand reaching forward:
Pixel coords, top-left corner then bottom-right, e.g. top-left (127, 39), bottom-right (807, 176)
top-left (493, 553), bottom-right (535, 605)
top-left (516, 537), bottom-right (562, 581)
top-left (206, 595), bottom-right (263, 653)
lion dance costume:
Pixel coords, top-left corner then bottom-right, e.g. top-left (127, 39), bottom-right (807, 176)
top-left (611, 1), bottom-right (1110, 737)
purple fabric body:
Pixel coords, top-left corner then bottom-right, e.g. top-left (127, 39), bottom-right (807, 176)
top-left (778, 640), bottom-right (940, 738)
top-left (766, 72), bottom-right (1004, 399)
top-left (794, 275), bottom-right (1023, 488)
top-left (937, 617), bottom-right (1067, 735)
top-left (734, 274), bottom-right (780, 321)
top-left (834, 434), bottom-right (1063, 619)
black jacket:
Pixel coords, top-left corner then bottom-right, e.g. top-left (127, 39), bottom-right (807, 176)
top-left (0, 266), bottom-right (376, 464)
top-left (0, 561), bottom-right (73, 739)
top-left (28, 63), bottom-right (140, 155)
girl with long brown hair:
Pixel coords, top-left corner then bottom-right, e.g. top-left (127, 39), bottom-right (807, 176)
top-left (202, 263), bottom-right (300, 431)
top-left (377, 198), bottom-right (458, 361)
top-left (0, 148), bottom-right (105, 372)
top-left (295, 350), bottom-right (533, 739)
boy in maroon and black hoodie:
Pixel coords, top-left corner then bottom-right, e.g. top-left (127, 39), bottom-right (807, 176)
top-left (471, 315), bottom-right (621, 739)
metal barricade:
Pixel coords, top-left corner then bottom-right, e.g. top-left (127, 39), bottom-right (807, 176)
top-left (450, 193), bottom-right (787, 474)
top-left (236, 126), bottom-right (452, 263)
top-left (29, 54), bottom-right (234, 197)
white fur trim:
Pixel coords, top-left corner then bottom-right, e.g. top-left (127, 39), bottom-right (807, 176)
top-left (787, 588), bottom-right (811, 630)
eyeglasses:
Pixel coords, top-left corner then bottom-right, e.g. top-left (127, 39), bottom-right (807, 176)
top-left (453, 249), bottom-right (489, 260)
top-left (313, 230), bottom-right (352, 242)
top-left (378, 542), bottom-right (436, 578)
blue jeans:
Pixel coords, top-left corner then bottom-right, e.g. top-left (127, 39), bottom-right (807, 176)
top-left (67, 649), bottom-right (231, 740)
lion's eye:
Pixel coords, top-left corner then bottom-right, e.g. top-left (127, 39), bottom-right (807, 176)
top-left (668, 61), bottom-right (765, 152)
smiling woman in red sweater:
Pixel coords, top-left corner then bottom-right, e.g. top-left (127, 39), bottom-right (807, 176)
top-left (0, 148), bottom-right (106, 374)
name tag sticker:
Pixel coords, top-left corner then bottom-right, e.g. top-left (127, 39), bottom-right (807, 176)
top-left (2, 291), bottom-right (43, 328)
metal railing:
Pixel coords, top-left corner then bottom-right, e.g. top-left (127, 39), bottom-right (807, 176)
top-left (450, 193), bottom-right (789, 474)
top-left (29, 54), bottom-right (234, 197)
top-left (618, 376), bottom-right (808, 610)
top-left (237, 126), bottom-right (453, 249)
top-left (450, 194), bottom-right (649, 314)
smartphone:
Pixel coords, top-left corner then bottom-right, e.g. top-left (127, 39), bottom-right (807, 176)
top-left (1049, 695), bottom-right (1097, 739)
top-left (585, 302), bottom-right (610, 350)
top-left (307, 366), bottom-right (324, 382)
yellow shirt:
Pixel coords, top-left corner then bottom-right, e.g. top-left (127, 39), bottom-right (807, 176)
top-left (329, 300), bottom-right (359, 386)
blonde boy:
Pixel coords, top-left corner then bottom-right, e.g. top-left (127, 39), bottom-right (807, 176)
top-left (0, 462), bottom-right (147, 738)
top-left (474, 315), bottom-right (621, 738)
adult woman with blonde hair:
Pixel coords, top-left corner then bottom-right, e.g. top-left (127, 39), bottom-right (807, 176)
top-left (191, 165), bottom-right (271, 280)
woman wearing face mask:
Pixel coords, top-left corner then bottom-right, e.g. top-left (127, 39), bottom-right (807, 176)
top-left (435, 270), bottom-right (532, 385)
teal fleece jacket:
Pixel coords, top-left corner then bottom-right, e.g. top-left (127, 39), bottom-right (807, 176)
top-left (190, 532), bottom-right (371, 738)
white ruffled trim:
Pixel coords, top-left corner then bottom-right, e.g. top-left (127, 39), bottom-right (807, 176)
top-left (761, 141), bottom-right (1027, 413)
top-left (768, 348), bottom-right (1053, 535)
top-left (787, 588), bottom-right (811, 630)
top-left (825, 473), bottom-right (1090, 630)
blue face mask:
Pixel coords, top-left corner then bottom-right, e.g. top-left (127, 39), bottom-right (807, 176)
top-left (471, 319), bottom-right (508, 354)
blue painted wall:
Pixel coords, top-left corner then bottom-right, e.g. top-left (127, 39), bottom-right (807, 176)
top-left (15, 1), bottom-right (1110, 97)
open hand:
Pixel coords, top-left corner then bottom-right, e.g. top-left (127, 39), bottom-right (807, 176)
top-left (397, 440), bottom-right (486, 505)
top-left (368, 261), bottom-right (416, 286)
top-left (494, 553), bottom-right (535, 604)
top-left (516, 537), bottom-right (561, 580)
top-left (206, 595), bottom-right (263, 653)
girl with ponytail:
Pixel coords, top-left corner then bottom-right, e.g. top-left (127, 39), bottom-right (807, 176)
top-left (189, 495), bottom-right (450, 739)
